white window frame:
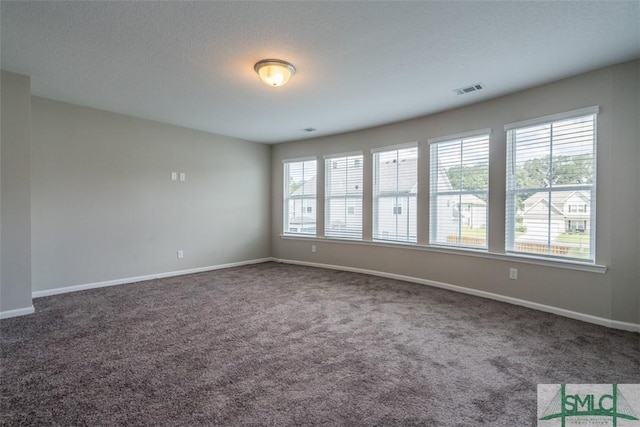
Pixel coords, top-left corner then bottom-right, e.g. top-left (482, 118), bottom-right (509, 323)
top-left (428, 129), bottom-right (491, 250)
top-left (324, 152), bottom-right (364, 240)
top-left (504, 106), bottom-right (598, 262)
top-left (372, 143), bottom-right (418, 243)
top-left (283, 157), bottom-right (317, 236)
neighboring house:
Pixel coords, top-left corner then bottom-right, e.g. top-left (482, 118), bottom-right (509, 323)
top-left (520, 190), bottom-right (591, 240)
top-left (454, 194), bottom-right (487, 229)
top-left (375, 157), bottom-right (418, 241)
top-left (288, 175), bottom-right (317, 234)
top-left (289, 157), bottom-right (487, 242)
top-left (432, 161), bottom-right (487, 245)
top-left (325, 157), bottom-right (363, 237)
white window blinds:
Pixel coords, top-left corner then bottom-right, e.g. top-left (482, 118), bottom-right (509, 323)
top-left (283, 159), bottom-right (317, 235)
top-left (505, 107), bottom-right (597, 261)
top-left (429, 132), bottom-right (490, 249)
top-left (373, 146), bottom-right (418, 243)
top-left (325, 154), bottom-right (363, 239)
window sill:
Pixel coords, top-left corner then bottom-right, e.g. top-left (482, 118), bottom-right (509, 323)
top-left (279, 234), bottom-right (607, 274)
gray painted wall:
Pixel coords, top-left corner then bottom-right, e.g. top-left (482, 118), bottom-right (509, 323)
top-left (30, 97), bottom-right (271, 292)
top-left (1, 62), bottom-right (637, 326)
top-left (609, 62), bottom-right (640, 323)
top-left (0, 71), bottom-right (33, 313)
top-left (271, 60), bottom-right (640, 325)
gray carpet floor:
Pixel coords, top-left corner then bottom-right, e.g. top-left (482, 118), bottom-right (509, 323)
top-left (1, 262), bottom-right (638, 426)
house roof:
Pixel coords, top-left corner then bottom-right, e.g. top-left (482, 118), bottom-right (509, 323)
top-left (522, 190), bottom-right (590, 216)
top-left (291, 175), bottom-right (317, 197)
top-left (434, 161), bottom-right (453, 192)
top-left (292, 158), bottom-right (489, 200)
top-left (377, 157), bottom-right (418, 194)
top-left (524, 198), bottom-right (565, 218)
top-left (524, 190), bottom-right (589, 208)
top-left (459, 194), bottom-right (487, 206)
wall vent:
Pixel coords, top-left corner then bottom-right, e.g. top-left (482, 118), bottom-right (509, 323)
top-left (454, 83), bottom-right (484, 95)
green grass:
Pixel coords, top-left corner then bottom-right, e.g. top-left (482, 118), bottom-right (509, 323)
top-left (555, 233), bottom-right (590, 244)
top-left (568, 248), bottom-right (591, 259)
top-left (460, 227), bottom-right (486, 239)
top-left (555, 233), bottom-right (591, 259)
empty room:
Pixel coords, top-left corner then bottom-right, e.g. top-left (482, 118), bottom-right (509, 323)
top-left (1, 1), bottom-right (639, 425)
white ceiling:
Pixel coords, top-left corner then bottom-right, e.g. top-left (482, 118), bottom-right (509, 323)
top-left (2, 1), bottom-right (639, 144)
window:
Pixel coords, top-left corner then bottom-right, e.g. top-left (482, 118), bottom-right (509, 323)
top-left (373, 145), bottom-right (418, 243)
top-left (284, 159), bottom-right (317, 235)
top-left (325, 154), bottom-right (363, 239)
top-left (505, 107), bottom-right (598, 261)
top-left (568, 204), bottom-right (587, 213)
top-left (429, 131), bottom-right (490, 249)
top-left (567, 220), bottom-right (586, 232)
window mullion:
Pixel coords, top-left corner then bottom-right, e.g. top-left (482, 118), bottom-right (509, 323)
top-left (547, 123), bottom-right (554, 255)
top-left (506, 111), bottom-right (596, 262)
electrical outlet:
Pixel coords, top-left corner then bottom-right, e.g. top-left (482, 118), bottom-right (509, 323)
top-left (509, 268), bottom-right (518, 280)
top-left (311, 245), bottom-right (316, 253)
top-left (179, 172), bottom-right (186, 182)
top-left (171, 172), bottom-right (178, 181)
top-left (177, 250), bottom-right (184, 259)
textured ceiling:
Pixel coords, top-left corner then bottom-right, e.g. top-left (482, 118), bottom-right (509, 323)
top-left (2, 1), bottom-right (639, 144)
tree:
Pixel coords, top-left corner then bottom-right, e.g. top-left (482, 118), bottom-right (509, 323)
top-left (514, 154), bottom-right (593, 210)
top-left (445, 154), bottom-right (592, 208)
top-left (516, 154), bottom-right (592, 188)
top-left (289, 177), bottom-right (303, 195)
top-left (446, 163), bottom-right (488, 199)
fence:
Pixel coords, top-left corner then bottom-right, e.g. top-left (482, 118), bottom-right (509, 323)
top-left (445, 235), bottom-right (572, 256)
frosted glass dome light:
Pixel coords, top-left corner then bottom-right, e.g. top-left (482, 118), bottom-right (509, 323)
top-left (254, 59), bottom-right (296, 87)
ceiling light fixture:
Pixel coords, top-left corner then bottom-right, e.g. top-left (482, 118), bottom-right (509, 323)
top-left (254, 59), bottom-right (296, 87)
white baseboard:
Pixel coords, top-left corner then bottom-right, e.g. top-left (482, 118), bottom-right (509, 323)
top-left (274, 258), bottom-right (640, 333)
top-left (0, 305), bottom-right (35, 319)
top-left (32, 257), bottom-right (275, 299)
top-left (23, 256), bottom-right (640, 333)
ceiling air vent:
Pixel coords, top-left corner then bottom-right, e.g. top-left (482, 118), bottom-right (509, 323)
top-left (454, 83), bottom-right (484, 95)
